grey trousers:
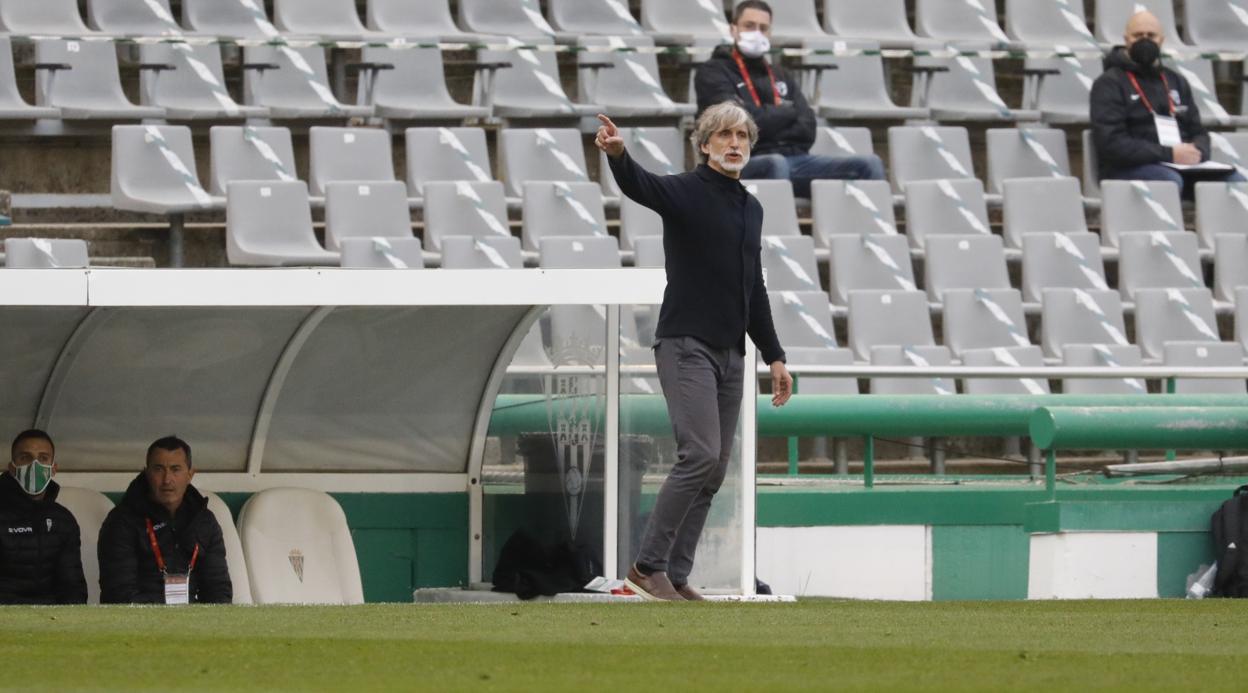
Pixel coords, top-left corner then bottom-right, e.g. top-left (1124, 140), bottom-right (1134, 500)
top-left (635, 335), bottom-right (744, 585)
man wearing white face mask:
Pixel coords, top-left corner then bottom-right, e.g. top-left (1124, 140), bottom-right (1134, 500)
top-left (0, 429), bottom-right (87, 604)
top-left (694, 0), bottom-right (885, 197)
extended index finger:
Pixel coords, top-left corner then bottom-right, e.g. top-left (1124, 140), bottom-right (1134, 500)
top-left (595, 113), bottom-right (617, 134)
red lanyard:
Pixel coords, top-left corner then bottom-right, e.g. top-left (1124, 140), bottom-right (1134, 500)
top-left (1126, 72), bottom-right (1174, 116)
top-left (146, 518), bottom-right (199, 575)
top-left (730, 48), bottom-right (781, 108)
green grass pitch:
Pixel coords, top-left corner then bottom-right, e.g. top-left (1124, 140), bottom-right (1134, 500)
top-left (1, 600), bottom-right (1246, 691)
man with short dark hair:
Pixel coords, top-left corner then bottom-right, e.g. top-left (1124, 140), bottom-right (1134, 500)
top-left (694, 0), bottom-right (885, 196)
top-left (98, 435), bottom-right (231, 604)
top-left (0, 429), bottom-right (87, 604)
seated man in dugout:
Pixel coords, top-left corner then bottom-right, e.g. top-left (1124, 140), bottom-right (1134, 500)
top-left (98, 436), bottom-right (231, 605)
top-left (0, 429), bottom-right (87, 604)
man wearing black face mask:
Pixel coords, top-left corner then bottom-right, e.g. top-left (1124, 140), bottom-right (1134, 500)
top-left (1090, 10), bottom-right (1245, 196)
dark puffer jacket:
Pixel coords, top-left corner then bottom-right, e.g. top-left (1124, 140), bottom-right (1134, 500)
top-left (694, 44), bottom-right (816, 157)
top-left (0, 473), bottom-right (87, 604)
top-left (97, 473), bottom-right (231, 604)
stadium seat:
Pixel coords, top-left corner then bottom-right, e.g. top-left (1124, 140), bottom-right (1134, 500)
top-left (520, 181), bottom-right (609, 252)
top-left (308, 127), bottom-right (398, 199)
top-left (238, 488), bottom-right (364, 605)
top-left (323, 181), bottom-right (414, 252)
top-left (1095, 0), bottom-right (1192, 49)
top-left (741, 0), bottom-right (829, 45)
top-left (985, 128), bottom-right (1072, 195)
top-left (1133, 287), bottom-right (1221, 359)
top-left (242, 44), bottom-right (372, 120)
top-left (768, 291), bottom-right (856, 394)
top-left (3, 238), bottom-right (88, 268)
top-left (1024, 55), bottom-right (1102, 125)
top-left (821, 0), bottom-right (923, 49)
top-left (810, 126), bottom-right (875, 160)
top-left (810, 179), bottom-right (898, 246)
top-left (339, 237), bottom-right (425, 268)
top-left (744, 181), bottom-right (802, 237)
top-left (633, 235), bottom-right (665, 267)
top-left (1062, 343), bottom-right (1147, 395)
top-left (620, 197), bottom-right (663, 251)
top-left (361, 47), bottom-right (489, 122)
top-left (1099, 180), bottom-right (1184, 248)
top-left (915, 0), bottom-right (1014, 45)
top-left (421, 181), bottom-right (512, 252)
top-left (1183, 0), bottom-right (1248, 51)
top-left (868, 344), bottom-right (957, 395)
top-left (1164, 342), bottom-right (1246, 393)
top-left (1163, 57), bottom-right (1248, 128)
top-left (911, 44), bottom-right (1040, 122)
top-left (405, 127), bottom-right (495, 200)
top-left (226, 181), bottom-right (339, 266)
top-left (961, 346), bottom-right (1051, 394)
top-left (924, 234), bottom-right (1011, 301)
top-left (209, 125), bottom-right (299, 197)
top-left (577, 36), bottom-right (694, 119)
top-left (599, 127), bottom-right (684, 200)
top-left (1214, 233), bottom-right (1248, 303)
top-left (272, 0), bottom-right (385, 39)
top-left (1020, 231), bottom-right (1109, 304)
top-left (87, 0), bottom-right (183, 35)
top-left (774, 346), bottom-right (859, 394)
top-left (1004, 0), bottom-right (1098, 49)
top-left (34, 39), bottom-right (165, 120)
top-left (440, 235), bottom-right (523, 269)
top-left (182, 0), bottom-right (280, 39)
top-left (548, 0), bottom-right (646, 36)
top-left (1040, 288), bottom-right (1130, 359)
top-left (804, 39), bottom-right (930, 121)
top-left (1195, 181), bottom-right (1248, 251)
top-left (0, 0), bottom-right (92, 34)
top-left (55, 487), bottom-right (113, 605)
top-left (366, 0), bottom-right (484, 41)
top-left (0, 38), bottom-right (59, 120)
top-left (762, 236), bottom-right (822, 291)
top-left (111, 125), bottom-right (222, 215)
top-left (887, 125), bottom-right (975, 193)
top-left (640, 0), bottom-right (733, 44)
top-left (846, 289), bottom-right (935, 360)
top-left (202, 491), bottom-right (253, 605)
top-left (903, 179), bottom-right (992, 250)
top-left (1117, 231), bottom-right (1204, 300)
top-left (826, 233), bottom-right (918, 305)
top-left (499, 128), bottom-right (592, 200)
top-left (478, 38), bottom-right (600, 120)
top-left (1209, 132), bottom-right (1248, 178)
top-left (942, 288), bottom-right (1032, 356)
top-left (138, 43), bottom-right (266, 121)
top-left (459, 0), bottom-right (568, 40)
top-left (539, 236), bottom-right (648, 364)
top-left (1002, 177), bottom-right (1088, 249)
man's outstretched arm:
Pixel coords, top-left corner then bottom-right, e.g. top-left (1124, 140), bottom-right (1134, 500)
top-left (596, 114), bottom-right (683, 218)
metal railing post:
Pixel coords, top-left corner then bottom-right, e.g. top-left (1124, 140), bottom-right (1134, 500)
top-left (863, 434), bottom-right (875, 489)
top-left (786, 373), bottom-right (799, 476)
top-left (1045, 449), bottom-right (1057, 499)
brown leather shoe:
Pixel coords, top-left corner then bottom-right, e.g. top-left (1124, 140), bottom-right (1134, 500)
top-left (673, 583), bottom-right (705, 601)
top-left (625, 564), bottom-right (685, 601)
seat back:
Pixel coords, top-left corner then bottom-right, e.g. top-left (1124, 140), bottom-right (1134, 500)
top-left (500, 128), bottom-right (590, 199)
top-left (441, 235), bottom-right (523, 269)
top-left (1100, 180), bottom-right (1184, 248)
top-left (1164, 57), bottom-right (1235, 126)
top-left (243, 44), bottom-right (345, 113)
top-left (201, 491), bottom-right (253, 605)
top-left (367, 0), bottom-right (461, 36)
top-left (1002, 177), bottom-right (1087, 248)
top-left (942, 288), bottom-right (1031, 355)
top-left (1062, 344), bottom-right (1147, 395)
top-left (762, 236), bottom-right (822, 292)
top-left (226, 180), bottom-right (328, 266)
top-left (4, 238), bottom-right (89, 268)
top-left (460, 0), bottom-right (557, 36)
top-left (826, 233), bottom-right (917, 304)
top-left (912, 45), bottom-right (1014, 117)
top-left (916, 0), bottom-right (1008, 42)
top-left (600, 127), bottom-right (684, 199)
top-left (1039, 287), bottom-right (1129, 359)
top-left (749, 0), bottom-right (825, 41)
top-left (422, 181), bottom-right (512, 251)
top-left (53, 487), bottom-right (114, 605)
top-left (961, 345), bottom-right (1050, 395)
top-left (810, 179), bottom-right (898, 245)
top-left (924, 234), bottom-right (1010, 301)
top-left (781, 346), bottom-right (858, 394)
top-left (620, 196), bottom-right (664, 250)
top-left (1214, 233), bottom-right (1248, 303)
top-left (549, 0), bottom-right (644, 35)
top-left (406, 127), bottom-right (493, 196)
top-left (309, 127), bottom-right (396, 197)
top-left (139, 43), bottom-right (240, 114)
top-left (1095, 0), bottom-right (1186, 46)
top-left (273, 0), bottom-right (368, 35)
top-left (1208, 132), bottom-right (1248, 178)
top-left (633, 235), bottom-right (665, 268)
top-left (111, 125), bottom-right (215, 213)
top-left (1005, 0), bottom-right (1095, 45)
top-left (324, 181), bottom-right (413, 251)
top-left (0, 0), bottom-right (89, 33)
top-left (887, 125), bottom-right (975, 192)
top-left (183, 0), bottom-right (279, 39)
top-left (903, 178), bottom-right (992, 249)
top-left (477, 38), bottom-right (582, 116)
top-left (0, 36), bottom-right (33, 113)
top-left (811, 126), bottom-right (874, 159)
top-left (868, 344), bottom-right (956, 395)
top-left (1020, 231), bottom-right (1108, 303)
top-left (1133, 287), bottom-right (1220, 359)
top-left (770, 290), bottom-right (840, 350)
top-left (1164, 342), bottom-right (1246, 394)
top-left (744, 180), bottom-right (801, 237)
top-left (88, 0), bottom-right (182, 35)
top-left (363, 46), bottom-right (463, 115)
top-left (578, 36), bottom-right (686, 115)
top-left (209, 126), bottom-right (298, 197)
top-left (847, 289), bottom-right (934, 359)
top-left (35, 39), bottom-right (131, 111)
top-left (1117, 231), bottom-right (1203, 300)
top-left (1184, 0), bottom-right (1248, 50)
top-left (807, 38), bottom-right (904, 113)
top-left (238, 488), bottom-right (363, 605)
top-left (339, 237), bottom-right (425, 268)
top-left (640, 0), bottom-right (732, 41)
top-left (822, 0), bottom-right (915, 42)
top-left (1026, 55), bottom-right (1101, 123)
top-left (520, 181), bottom-right (608, 251)
top-left (985, 128), bottom-right (1071, 194)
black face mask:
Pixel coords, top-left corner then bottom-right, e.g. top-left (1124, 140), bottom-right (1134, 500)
top-left (1128, 38), bottom-right (1161, 67)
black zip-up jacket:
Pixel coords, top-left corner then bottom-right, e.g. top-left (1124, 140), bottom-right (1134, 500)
top-left (0, 474), bottom-right (87, 604)
top-left (98, 473), bottom-right (231, 604)
top-left (608, 150), bottom-right (786, 364)
top-left (1091, 46), bottom-right (1209, 179)
top-left (694, 44), bottom-right (816, 157)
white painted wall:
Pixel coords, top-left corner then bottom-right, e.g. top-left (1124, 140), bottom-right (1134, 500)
top-left (757, 525), bottom-right (931, 600)
top-left (1028, 532), bottom-right (1159, 599)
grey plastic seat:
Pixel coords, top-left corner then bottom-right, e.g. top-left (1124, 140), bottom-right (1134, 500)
top-left (846, 289), bottom-right (935, 360)
top-left (961, 345), bottom-right (1051, 395)
top-left (111, 125), bottom-right (222, 214)
top-left (942, 288), bottom-right (1032, 356)
top-left (887, 125), bottom-right (975, 193)
top-left (520, 181), bottom-right (608, 252)
top-left (88, 0), bottom-right (184, 35)
top-left (421, 181), bottom-right (512, 252)
top-left (911, 44), bottom-right (1040, 122)
top-left (633, 235), bottom-right (665, 268)
top-left (762, 236), bottom-right (822, 292)
top-left (209, 126), bottom-right (298, 197)
top-left (478, 38), bottom-right (600, 119)
top-left (0, 0), bottom-right (92, 34)
top-left (599, 127), bottom-right (683, 200)
top-left (1040, 288), bottom-right (1130, 359)
top-left (744, 181), bottom-right (802, 237)
top-left (405, 127), bottom-right (494, 199)
top-left (339, 237), bottom-right (424, 269)
top-left (1209, 132), bottom-right (1248, 178)
top-left (548, 0), bottom-right (646, 36)
top-left (1164, 342), bottom-right (1246, 394)
top-left (811, 126), bottom-right (875, 159)
top-left (985, 128), bottom-right (1072, 195)
top-left (3, 238), bottom-right (88, 268)
top-left (1184, 0), bottom-right (1248, 51)
top-left (138, 43), bottom-right (265, 120)
top-left (361, 47), bottom-right (488, 122)
top-left (1095, 0), bottom-right (1192, 49)
top-left (640, 0), bottom-right (733, 44)
top-left (1024, 55), bottom-right (1102, 124)
top-left (620, 197), bottom-right (663, 251)
top-left (1099, 180), bottom-right (1184, 248)
top-left (924, 234), bottom-right (1010, 301)
top-left (500, 128), bottom-right (591, 199)
top-left (182, 0), bottom-right (280, 39)
top-left (827, 233), bottom-right (917, 305)
top-left (273, 0), bottom-right (385, 40)
top-left (868, 345), bottom-right (957, 395)
top-left (1214, 234), bottom-right (1248, 303)
top-left (903, 179), bottom-right (992, 250)
top-left (366, 0), bottom-right (484, 41)
top-left (440, 235), bottom-right (523, 269)
top-left (226, 181), bottom-right (338, 266)
top-left (1134, 287), bottom-right (1221, 359)
top-left (309, 127), bottom-right (397, 198)
top-left (1005, 0), bottom-right (1098, 49)
top-left (1118, 231), bottom-right (1204, 300)
top-left (822, 0), bottom-right (922, 49)
top-left (769, 290), bottom-right (840, 349)
top-left (539, 236), bottom-right (648, 364)
top-left (34, 39), bottom-right (164, 120)
top-left (741, 0), bottom-right (829, 45)
top-left (915, 0), bottom-right (1014, 45)
top-left (1162, 57), bottom-right (1248, 127)
top-left (783, 347), bottom-right (859, 395)
top-left (1003, 177), bottom-right (1088, 249)
top-left (578, 36), bottom-right (693, 119)
top-left (242, 45), bottom-right (372, 120)
top-left (805, 38), bottom-right (930, 121)
top-left (810, 179), bottom-right (898, 246)
top-left (1062, 344), bottom-right (1147, 395)
top-left (460, 0), bottom-right (567, 40)
top-left (1195, 181), bottom-right (1248, 251)
top-left (0, 37), bottom-right (58, 120)
top-left (323, 181), bottom-right (414, 252)
top-left (1020, 231), bottom-right (1108, 303)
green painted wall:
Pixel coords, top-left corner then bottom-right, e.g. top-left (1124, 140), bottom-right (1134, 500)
top-left (931, 525), bottom-right (1029, 600)
top-left (1157, 532), bottom-right (1216, 598)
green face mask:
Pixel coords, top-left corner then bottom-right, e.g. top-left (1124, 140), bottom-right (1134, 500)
top-left (12, 461), bottom-right (53, 496)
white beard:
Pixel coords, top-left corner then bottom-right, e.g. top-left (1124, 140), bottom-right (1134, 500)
top-left (711, 150), bottom-right (749, 173)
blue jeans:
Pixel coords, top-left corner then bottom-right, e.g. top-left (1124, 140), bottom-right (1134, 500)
top-left (1101, 162), bottom-right (1246, 198)
top-left (742, 152), bottom-right (886, 198)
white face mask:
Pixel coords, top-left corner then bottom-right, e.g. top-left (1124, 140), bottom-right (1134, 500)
top-left (736, 30), bottom-right (770, 59)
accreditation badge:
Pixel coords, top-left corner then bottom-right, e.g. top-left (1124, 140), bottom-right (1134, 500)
top-left (164, 574), bottom-right (190, 605)
top-left (1154, 114), bottom-right (1182, 147)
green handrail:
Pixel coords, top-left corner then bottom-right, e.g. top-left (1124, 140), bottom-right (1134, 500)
top-left (1031, 406), bottom-right (1248, 450)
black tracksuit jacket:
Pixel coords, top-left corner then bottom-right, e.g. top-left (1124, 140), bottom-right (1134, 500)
top-left (0, 474), bottom-right (87, 604)
top-left (694, 44), bottom-right (816, 157)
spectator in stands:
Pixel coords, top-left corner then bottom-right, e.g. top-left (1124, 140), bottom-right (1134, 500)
top-left (0, 429), bottom-right (87, 604)
top-left (1091, 10), bottom-right (1245, 195)
top-left (693, 0), bottom-right (885, 196)
top-left (98, 436), bottom-right (231, 605)
top-left (597, 105), bottom-right (792, 601)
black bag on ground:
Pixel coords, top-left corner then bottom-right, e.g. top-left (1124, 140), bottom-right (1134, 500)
top-left (491, 530), bottom-right (601, 600)
top-left (1211, 485), bottom-right (1248, 597)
